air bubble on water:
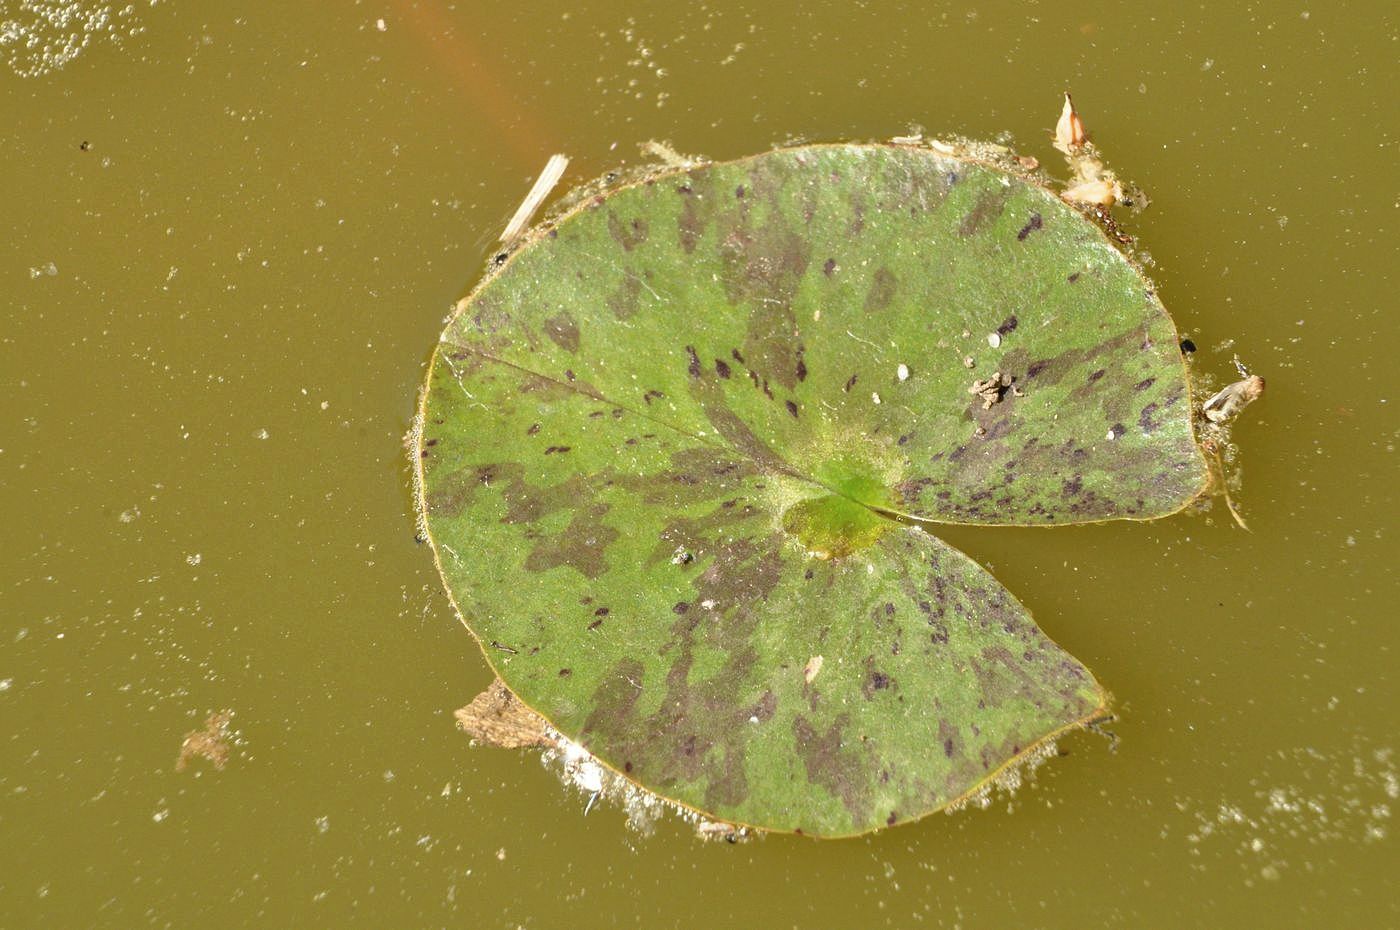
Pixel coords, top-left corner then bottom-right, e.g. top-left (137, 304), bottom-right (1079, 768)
top-left (0, 679), bottom-right (13, 692)
top-left (945, 738), bottom-right (1060, 814)
top-left (536, 727), bottom-right (749, 840)
top-left (2, 2), bottom-right (163, 79)
top-left (315, 815), bottom-right (330, 834)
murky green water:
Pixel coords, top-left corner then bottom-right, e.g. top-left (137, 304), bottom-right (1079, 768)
top-left (3, 2), bottom-right (1396, 926)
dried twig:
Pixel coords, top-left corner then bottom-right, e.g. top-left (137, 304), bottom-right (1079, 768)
top-left (499, 154), bottom-right (569, 245)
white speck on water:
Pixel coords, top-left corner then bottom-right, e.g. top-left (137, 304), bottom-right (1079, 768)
top-left (375, 17), bottom-right (386, 31)
top-left (896, 363), bottom-right (910, 382)
top-left (152, 807), bottom-right (169, 823)
top-left (255, 428), bottom-right (269, 440)
top-left (382, 769), bottom-right (395, 782)
top-left (315, 815), bottom-right (329, 834)
top-left (185, 553), bottom-right (201, 566)
top-left (0, 679), bottom-right (12, 692)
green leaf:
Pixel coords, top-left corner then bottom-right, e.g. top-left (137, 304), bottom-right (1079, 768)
top-left (416, 144), bottom-right (1208, 837)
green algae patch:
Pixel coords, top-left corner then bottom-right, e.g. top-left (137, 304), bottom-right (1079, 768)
top-left (782, 492), bottom-right (891, 559)
top-left (414, 143), bottom-right (1209, 837)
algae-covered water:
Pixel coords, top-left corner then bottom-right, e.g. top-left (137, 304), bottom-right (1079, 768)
top-left (2, 1), bottom-right (1396, 926)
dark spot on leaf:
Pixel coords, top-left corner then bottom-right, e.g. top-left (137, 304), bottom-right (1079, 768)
top-left (685, 346), bottom-right (703, 378)
top-left (1016, 213), bottom-right (1043, 240)
top-left (1068, 271), bottom-right (1081, 283)
top-left (594, 607), bottom-right (609, 617)
top-left (672, 602), bottom-right (689, 614)
top-left (785, 399), bottom-right (799, 418)
top-left (863, 267), bottom-right (897, 312)
top-left (959, 186), bottom-right (1010, 236)
top-left (843, 373), bottom-right (858, 392)
top-left (1088, 369), bottom-right (1106, 382)
top-left (714, 358), bottom-right (732, 379)
top-left (796, 348), bottom-right (807, 382)
top-left (823, 257), bottom-right (837, 276)
top-left (996, 315), bottom-right (1019, 336)
top-left (588, 618), bottom-right (604, 630)
top-left (1139, 402), bottom-right (1161, 434)
top-left (735, 185), bottom-right (745, 198)
top-left (543, 446), bottom-right (572, 455)
top-left (558, 668), bottom-right (572, 677)
top-left (607, 275), bottom-right (642, 320)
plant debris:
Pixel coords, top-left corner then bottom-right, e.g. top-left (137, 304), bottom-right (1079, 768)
top-left (176, 710), bottom-right (234, 772)
top-left (968, 371), bottom-right (1023, 409)
top-left (1202, 375), bottom-right (1266, 424)
top-left (1053, 93), bottom-right (1126, 209)
top-left (500, 154), bottom-right (569, 246)
top-left (455, 679), bottom-right (551, 749)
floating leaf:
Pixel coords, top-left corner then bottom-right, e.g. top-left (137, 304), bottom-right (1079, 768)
top-left (415, 144), bottom-right (1208, 837)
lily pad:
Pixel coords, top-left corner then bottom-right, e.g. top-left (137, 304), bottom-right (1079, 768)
top-left (415, 144), bottom-right (1208, 837)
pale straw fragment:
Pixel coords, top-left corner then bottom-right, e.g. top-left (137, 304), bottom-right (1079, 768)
top-left (499, 153), bottom-right (569, 244)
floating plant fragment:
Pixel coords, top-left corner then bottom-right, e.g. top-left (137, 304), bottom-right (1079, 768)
top-left (415, 110), bottom-right (1220, 837)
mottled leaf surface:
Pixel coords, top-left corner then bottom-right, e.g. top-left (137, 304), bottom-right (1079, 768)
top-left (417, 145), bottom-right (1207, 836)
